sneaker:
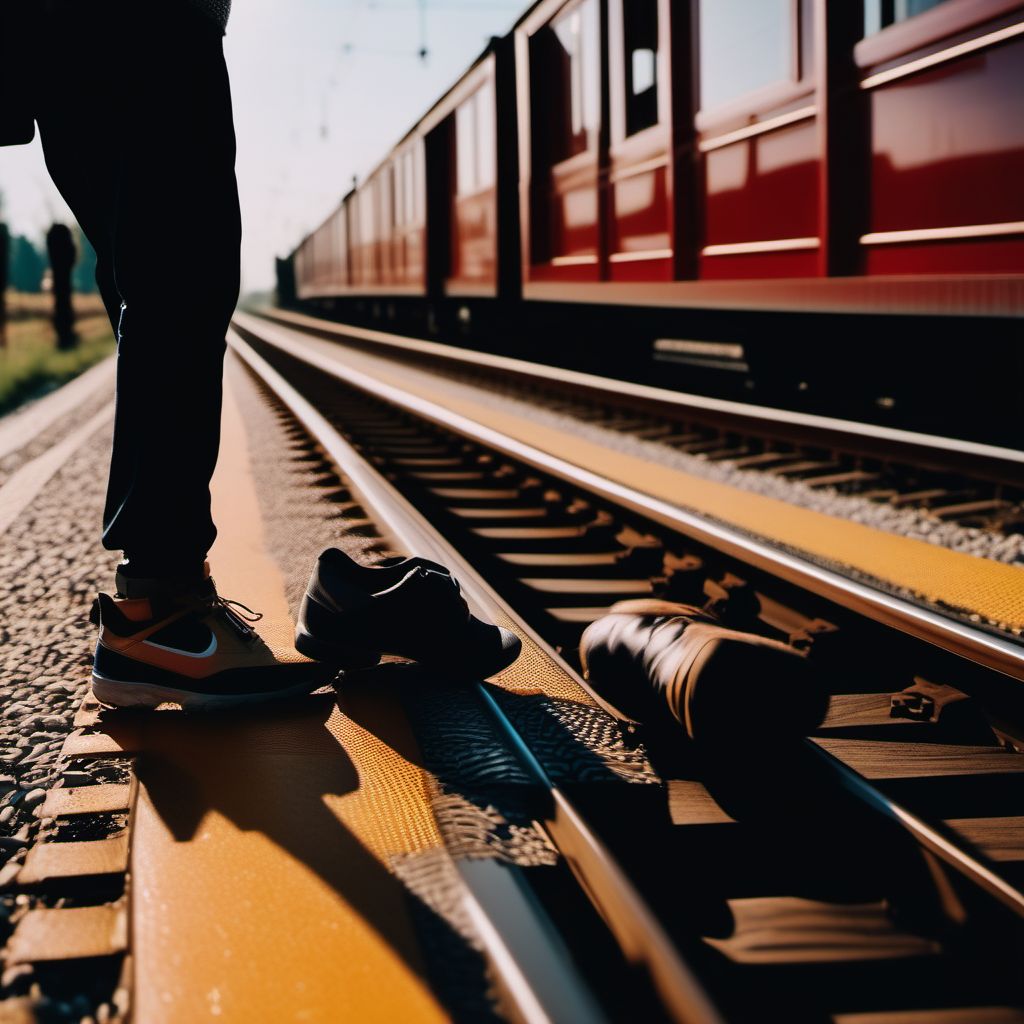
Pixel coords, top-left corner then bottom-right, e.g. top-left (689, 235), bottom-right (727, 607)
top-left (296, 547), bottom-right (522, 678)
top-left (579, 599), bottom-right (826, 743)
top-left (91, 575), bottom-right (328, 709)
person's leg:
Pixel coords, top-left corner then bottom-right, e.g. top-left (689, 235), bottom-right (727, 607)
top-left (27, 4), bottom-right (334, 710)
top-left (35, 2), bottom-right (240, 582)
top-left (103, 7), bottom-right (241, 579)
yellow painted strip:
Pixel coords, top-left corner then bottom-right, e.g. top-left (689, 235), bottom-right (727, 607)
top-left (205, 371), bottom-right (305, 662)
top-left (293, 331), bottom-right (1024, 632)
top-left (130, 366), bottom-right (448, 1024)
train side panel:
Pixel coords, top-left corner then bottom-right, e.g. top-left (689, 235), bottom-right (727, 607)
top-left (857, 1), bottom-right (1024, 275)
top-left (513, 0), bottom-right (1024, 312)
top-left (447, 61), bottom-right (500, 296)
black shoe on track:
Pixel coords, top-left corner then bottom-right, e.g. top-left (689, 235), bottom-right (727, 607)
top-left (579, 600), bottom-right (826, 743)
top-left (296, 548), bottom-right (522, 678)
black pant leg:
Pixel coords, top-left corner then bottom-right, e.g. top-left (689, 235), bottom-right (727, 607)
top-left (34, 5), bottom-right (241, 576)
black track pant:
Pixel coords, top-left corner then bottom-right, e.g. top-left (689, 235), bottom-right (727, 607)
top-left (26, 2), bottom-right (241, 578)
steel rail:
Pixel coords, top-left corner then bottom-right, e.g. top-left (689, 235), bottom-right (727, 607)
top-left (808, 742), bottom-right (1024, 920)
top-left (233, 312), bottom-right (1024, 685)
top-left (227, 328), bottom-right (726, 1024)
top-left (250, 307), bottom-right (1024, 485)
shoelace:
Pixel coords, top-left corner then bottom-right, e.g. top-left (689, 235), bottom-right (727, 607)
top-left (196, 581), bottom-right (264, 640)
top-left (215, 595), bottom-right (263, 623)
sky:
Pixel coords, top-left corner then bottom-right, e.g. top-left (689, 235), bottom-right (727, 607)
top-left (0, 0), bottom-right (522, 292)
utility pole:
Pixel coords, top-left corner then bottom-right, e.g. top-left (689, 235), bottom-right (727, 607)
top-left (418, 0), bottom-right (428, 63)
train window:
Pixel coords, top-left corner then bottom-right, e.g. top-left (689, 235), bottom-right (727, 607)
top-left (476, 79), bottom-right (497, 191)
top-left (624, 0), bottom-right (660, 136)
top-left (456, 96), bottom-right (478, 197)
top-left (394, 160), bottom-right (405, 228)
top-left (540, 0), bottom-right (600, 162)
top-left (415, 144), bottom-right (426, 220)
top-left (403, 151), bottom-right (416, 226)
top-left (359, 187), bottom-right (376, 243)
top-left (699, 0), bottom-right (795, 111)
top-left (456, 84), bottom-right (497, 197)
top-left (864, 0), bottom-right (950, 35)
top-left (381, 168), bottom-right (394, 232)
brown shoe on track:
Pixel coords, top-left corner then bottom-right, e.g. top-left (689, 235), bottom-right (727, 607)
top-left (91, 575), bottom-right (327, 710)
top-left (579, 599), bottom-right (827, 743)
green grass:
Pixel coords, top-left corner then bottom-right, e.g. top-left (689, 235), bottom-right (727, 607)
top-left (0, 313), bottom-right (115, 417)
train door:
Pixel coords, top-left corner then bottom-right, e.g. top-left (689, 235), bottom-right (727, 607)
top-left (392, 156), bottom-right (405, 286)
top-left (378, 165), bottom-right (394, 287)
top-left (353, 182), bottom-right (377, 288)
top-left (522, 0), bottom-right (604, 282)
top-left (329, 204), bottom-right (348, 293)
top-left (606, 0), bottom-right (674, 281)
top-left (450, 69), bottom-right (499, 294)
top-left (394, 141), bottom-right (427, 290)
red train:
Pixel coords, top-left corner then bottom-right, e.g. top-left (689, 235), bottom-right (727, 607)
top-left (283, 0), bottom-right (1024, 447)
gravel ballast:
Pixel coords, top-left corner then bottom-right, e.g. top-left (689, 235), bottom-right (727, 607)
top-left (0, 424), bottom-right (127, 1020)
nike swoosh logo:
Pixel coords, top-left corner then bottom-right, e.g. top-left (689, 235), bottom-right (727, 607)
top-left (143, 633), bottom-right (218, 659)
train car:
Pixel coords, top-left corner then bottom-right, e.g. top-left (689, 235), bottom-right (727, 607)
top-left (294, 201), bottom-right (348, 300)
top-left (292, 39), bottom-right (517, 339)
top-left (515, 0), bottom-right (1024, 309)
top-left (285, 0), bottom-right (1024, 445)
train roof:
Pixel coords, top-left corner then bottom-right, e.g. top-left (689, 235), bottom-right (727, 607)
top-left (359, 0), bottom-right (553, 179)
top-left (291, 0), bottom-right (548, 258)
top-left (357, 35), bottom-right (502, 184)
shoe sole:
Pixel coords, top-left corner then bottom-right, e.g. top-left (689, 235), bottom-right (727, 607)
top-left (295, 627), bottom-right (523, 680)
top-left (436, 631), bottom-right (522, 681)
top-left (578, 640), bottom-right (645, 729)
top-left (294, 628), bottom-right (382, 669)
top-left (91, 671), bottom-right (323, 710)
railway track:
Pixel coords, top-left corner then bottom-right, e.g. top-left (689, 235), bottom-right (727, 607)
top-left (225, 310), bottom-right (1024, 1023)
top-left (261, 308), bottom-right (1024, 550)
